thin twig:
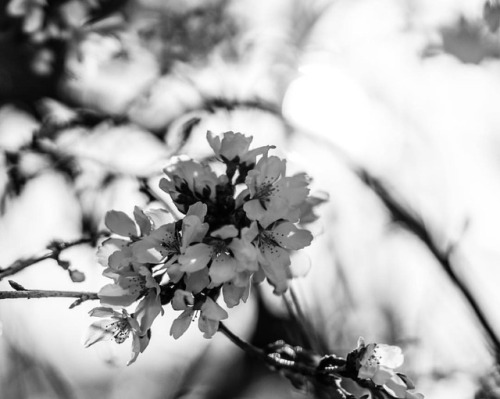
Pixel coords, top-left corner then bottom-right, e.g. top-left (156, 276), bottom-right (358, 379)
top-left (218, 322), bottom-right (320, 377)
top-left (0, 289), bottom-right (98, 301)
top-left (356, 168), bottom-right (500, 361)
top-left (0, 234), bottom-right (108, 282)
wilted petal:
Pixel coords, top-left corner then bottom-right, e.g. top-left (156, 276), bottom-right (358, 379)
top-left (105, 210), bottom-right (137, 237)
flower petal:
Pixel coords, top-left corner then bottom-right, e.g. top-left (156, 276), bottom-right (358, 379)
top-left (186, 202), bottom-right (207, 219)
top-left (243, 199), bottom-right (266, 222)
top-left (88, 307), bottom-right (118, 318)
top-left (134, 291), bottom-right (163, 333)
top-left (200, 297), bottom-right (228, 321)
top-left (377, 344), bottom-right (404, 368)
top-left (171, 289), bottom-right (194, 311)
top-left (181, 215), bottom-right (209, 248)
top-left (105, 210), bottom-right (137, 237)
top-left (223, 282), bottom-right (250, 308)
top-left (146, 208), bottom-right (174, 229)
top-left (198, 317), bottom-right (219, 339)
top-left (98, 284), bottom-right (138, 307)
top-left (270, 222), bottom-right (313, 250)
top-left (184, 268), bottom-right (210, 294)
top-left (134, 206), bottom-right (152, 236)
top-left (211, 225), bottom-right (238, 239)
top-left (209, 253), bottom-right (236, 285)
top-left (170, 309), bottom-right (193, 339)
top-left (179, 243), bottom-right (212, 273)
top-left (84, 319), bottom-right (116, 347)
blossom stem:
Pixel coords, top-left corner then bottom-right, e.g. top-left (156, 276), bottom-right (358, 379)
top-left (218, 323), bottom-right (356, 398)
top-left (218, 322), bottom-right (319, 377)
top-left (0, 234), bottom-right (108, 282)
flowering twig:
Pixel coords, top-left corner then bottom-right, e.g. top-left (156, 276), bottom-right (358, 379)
top-left (0, 233), bottom-right (109, 282)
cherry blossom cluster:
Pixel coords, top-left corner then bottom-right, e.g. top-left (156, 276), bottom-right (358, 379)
top-left (84, 131), bottom-right (319, 364)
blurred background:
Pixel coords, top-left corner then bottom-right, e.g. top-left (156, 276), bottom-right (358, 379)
top-left (1, 0), bottom-right (500, 398)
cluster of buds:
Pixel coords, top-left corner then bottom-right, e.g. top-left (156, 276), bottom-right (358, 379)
top-left (84, 131), bottom-right (320, 364)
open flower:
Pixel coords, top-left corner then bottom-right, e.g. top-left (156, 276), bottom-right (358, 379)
top-left (355, 338), bottom-right (424, 399)
top-left (255, 221), bottom-right (313, 294)
top-left (160, 158), bottom-right (225, 213)
top-left (207, 131), bottom-right (273, 165)
top-left (243, 154), bottom-right (310, 227)
top-left (98, 262), bottom-right (160, 307)
top-left (84, 307), bottom-right (149, 365)
top-left (131, 202), bottom-right (208, 266)
top-left (169, 290), bottom-right (228, 339)
top-left (178, 224), bottom-right (239, 284)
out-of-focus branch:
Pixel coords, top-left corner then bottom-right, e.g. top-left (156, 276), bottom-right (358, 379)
top-left (0, 233), bottom-right (108, 282)
top-left (298, 129), bottom-right (500, 362)
top-left (354, 167), bottom-right (500, 361)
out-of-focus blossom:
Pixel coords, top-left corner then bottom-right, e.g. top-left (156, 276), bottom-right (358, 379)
top-left (354, 338), bottom-right (424, 399)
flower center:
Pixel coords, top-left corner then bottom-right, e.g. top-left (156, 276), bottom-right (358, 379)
top-left (255, 182), bottom-right (275, 201)
top-left (110, 320), bottom-right (131, 344)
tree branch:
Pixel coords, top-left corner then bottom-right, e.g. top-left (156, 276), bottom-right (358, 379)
top-left (0, 234), bottom-right (108, 282)
top-left (0, 289), bottom-right (98, 301)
